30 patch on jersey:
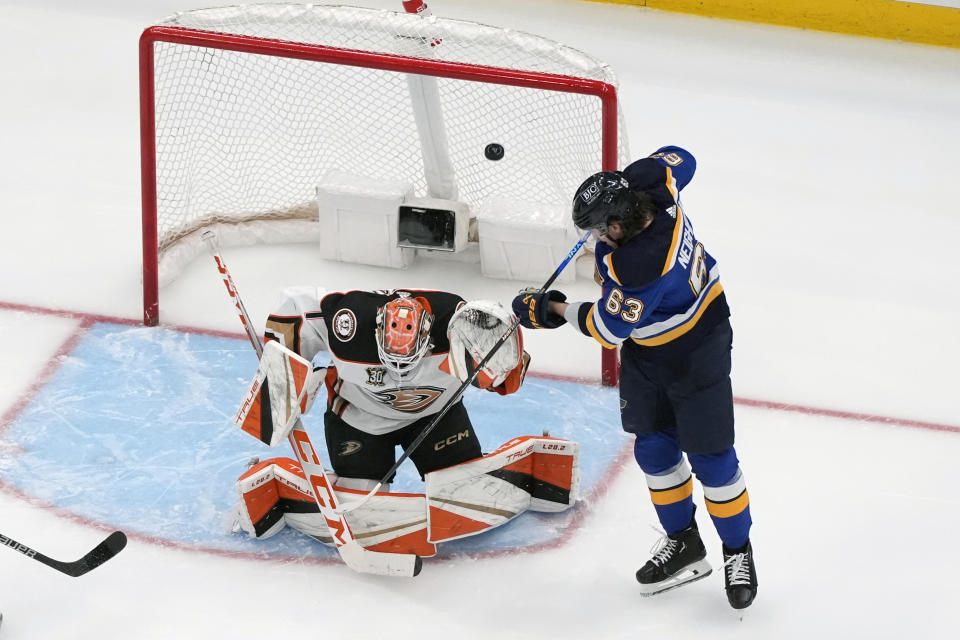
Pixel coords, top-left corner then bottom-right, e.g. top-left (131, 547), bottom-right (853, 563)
top-left (365, 367), bottom-right (386, 387)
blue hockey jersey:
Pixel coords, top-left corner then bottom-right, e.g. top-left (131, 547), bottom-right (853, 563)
top-left (571, 146), bottom-right (730, 357)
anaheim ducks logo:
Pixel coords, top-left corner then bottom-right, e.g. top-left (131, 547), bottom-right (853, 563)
top-left (370, 386), bottom-right (445, 412)
top-left (338, 441), bottom-right (363, 456)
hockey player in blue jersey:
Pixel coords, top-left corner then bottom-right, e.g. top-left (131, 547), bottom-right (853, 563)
top-left (513, 146), bottom-right (758, 609)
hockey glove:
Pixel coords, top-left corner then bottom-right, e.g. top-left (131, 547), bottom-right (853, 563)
top-left (443, 299), bottom-right (525, 390)
top-left (512, 289), bottom-right (567, 329)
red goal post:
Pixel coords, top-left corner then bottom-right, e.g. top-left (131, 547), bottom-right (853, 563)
top-left (139, 4), bottom-right (624, 385)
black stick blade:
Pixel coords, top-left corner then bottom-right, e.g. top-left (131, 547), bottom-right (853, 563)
top-left (86, 531), bottom-right (127, 567)
top-left (49, 531), bottom-right (128, 577)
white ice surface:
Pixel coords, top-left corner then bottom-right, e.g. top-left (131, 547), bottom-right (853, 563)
top-left (1, 0), bottom-right (959, 638)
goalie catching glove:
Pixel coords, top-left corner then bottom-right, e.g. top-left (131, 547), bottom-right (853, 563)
top-left (441, 299), bottom-right (530, 395)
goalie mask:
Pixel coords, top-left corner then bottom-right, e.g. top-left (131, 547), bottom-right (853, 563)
top-left (375, 294), bottom-right (434, 379)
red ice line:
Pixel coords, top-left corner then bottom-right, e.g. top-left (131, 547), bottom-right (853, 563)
top-left (0, 299), bottom-right (956, 567)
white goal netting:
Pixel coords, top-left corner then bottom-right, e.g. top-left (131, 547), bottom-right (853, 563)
top-left (142, 3), bottom-right (629, 298)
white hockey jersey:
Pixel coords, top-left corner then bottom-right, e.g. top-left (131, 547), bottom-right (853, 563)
top-left (264, 288), bottom-right (467, 436)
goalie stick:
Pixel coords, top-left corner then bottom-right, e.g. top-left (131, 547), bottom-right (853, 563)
top-left (336, 229), bottom-right (593, 515)
top-left (0, 530), bottom-right (127, 577)
top-left (202, 230), bottom-right (421, 577)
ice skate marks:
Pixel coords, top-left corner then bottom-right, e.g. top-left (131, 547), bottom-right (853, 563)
top-left (0, 322), bottom-right (629, 559)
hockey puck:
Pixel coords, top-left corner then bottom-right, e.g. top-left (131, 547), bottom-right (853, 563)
top-left (484, 142), bottom-right (504, 161)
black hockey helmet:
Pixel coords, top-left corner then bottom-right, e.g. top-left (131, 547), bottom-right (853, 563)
top-left (572, 171), bottom-right (654, 238)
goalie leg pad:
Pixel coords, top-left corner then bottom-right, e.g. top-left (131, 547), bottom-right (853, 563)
top-left (424, 436), bottom-right (580, 543)
top-left (233, 458), bottom-right (436, 556)
top-left (332, 486), bottom-right (436, 557)
top-left (234, 458), bottom-right (323, 539)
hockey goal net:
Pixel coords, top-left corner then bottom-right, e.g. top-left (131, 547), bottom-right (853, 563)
top-left (140, 3), bottom-right (626, 384)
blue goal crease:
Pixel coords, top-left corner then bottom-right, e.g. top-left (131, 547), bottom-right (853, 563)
top-left (0, 322), bottom-right (628, 558)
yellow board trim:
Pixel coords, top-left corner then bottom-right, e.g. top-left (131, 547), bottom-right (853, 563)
top-left (705, 490), bottom-right (750, 519)
top-left (580, 0), bottom-right (960, 49)
top-left (649, 479), bottom-right (694, 505)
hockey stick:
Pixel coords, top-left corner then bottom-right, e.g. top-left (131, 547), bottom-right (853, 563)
top-left (336, 229), bottom-right (592, 514)
top-left (1, 530), bottom-right (127, 577)
top-left (202, 230), bottom-right (421, 577)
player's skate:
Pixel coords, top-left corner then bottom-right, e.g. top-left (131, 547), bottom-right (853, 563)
top-left (722, 540), bottom-right (758, 609)
top-left (636, 518), bottom-right (712, 596)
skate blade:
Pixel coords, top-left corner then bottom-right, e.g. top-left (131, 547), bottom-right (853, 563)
top-left (638, 560), bottom-right (713, 597)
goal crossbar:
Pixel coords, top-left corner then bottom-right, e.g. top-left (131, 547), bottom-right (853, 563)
top-left (139, 13), bottom-right (621, 386)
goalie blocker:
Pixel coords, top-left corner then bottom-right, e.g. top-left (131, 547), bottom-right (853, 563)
top-left (230, 435), bottom-right (580, 553)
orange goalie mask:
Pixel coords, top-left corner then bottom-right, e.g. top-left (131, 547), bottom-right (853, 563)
top-left (375, 294), bottom-right (434, 378)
